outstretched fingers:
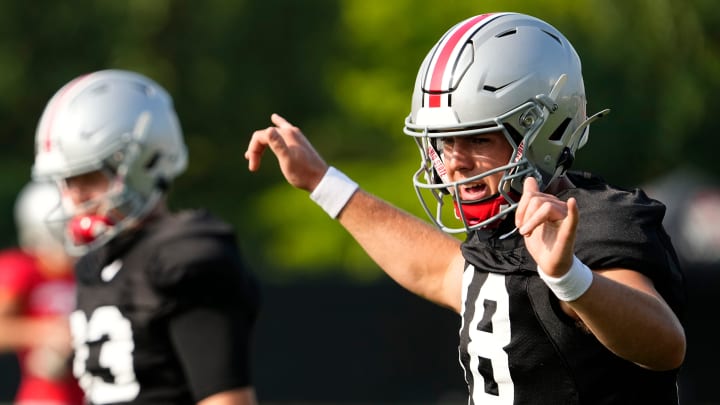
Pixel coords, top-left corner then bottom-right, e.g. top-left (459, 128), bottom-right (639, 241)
top-left (518, 198), bottom-right (567, 236)
top-left (271, 113), bottom-right (293, 128)
top-left (559, 196), bottom-right (579, 246)
top-left (244, 130), bottom-right (267, 172)
top-left (245, 126), bottom-right (287, 172)
top-left (245, 113), bottom-right (300, 171)
top-left (515, 176), bottom-right (580, 276)
top-left (515, 176), bottom-right (539, 231)
top-left (245, 113), bottom-right (330, 192)
top-left (516, 177), bottom-right (567, 236)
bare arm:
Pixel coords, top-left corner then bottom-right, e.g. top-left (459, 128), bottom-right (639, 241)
top-left (570, 268), bottom-right (685, 370)
top-left (0, 289), bottom-right (74, 380)
top-left (245, 114), bottom-right (464, 312)
top-left (515, 177), bottom-right (686, 371)
top-left (197, 387), bottom-right (257, 405)
top-left (0, 289), bottom-right (72, 352)
top-left (337, 190), bottom-right (464, 312)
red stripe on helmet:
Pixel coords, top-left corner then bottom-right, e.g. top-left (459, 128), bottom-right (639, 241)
top-left (428, 93), bottom-right (442, 108)
top-left (427, 13), bottom-right (496, 107)
top-left (41, 74), bottom-right (91, 152)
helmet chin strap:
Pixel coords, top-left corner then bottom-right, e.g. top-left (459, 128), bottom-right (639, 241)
top-left (68, 215), bottom-right (114, 244)
top-left (64, 186), bottom-right (164, 257)
top-left (453, 192), bottom-right (519, 229)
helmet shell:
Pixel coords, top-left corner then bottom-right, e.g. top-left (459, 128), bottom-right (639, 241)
top-left (404, 13), bottom-right (593, 234)
top-left (33, 69), bottom-right (188, 198)
top-left (14, 181), bottom-right (64, 252)
top-left (408, 12), bottom-right (586, 184)
top-left (32, 69), bottom-right (188, 254)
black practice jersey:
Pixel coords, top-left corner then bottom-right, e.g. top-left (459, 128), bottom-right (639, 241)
top-left (71, 210), bottom-right (260, 405)
top-left (458, 172), bottom-right (686, 404)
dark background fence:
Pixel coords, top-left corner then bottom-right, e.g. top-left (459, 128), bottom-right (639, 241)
top-left (2, 273), bottom-right (718, 404)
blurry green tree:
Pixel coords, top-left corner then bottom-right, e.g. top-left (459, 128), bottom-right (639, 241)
top-left (0, 0), bottom-right (717, 281)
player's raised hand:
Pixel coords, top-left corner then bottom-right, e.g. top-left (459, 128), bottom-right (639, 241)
top-left (515, 176), bottom-right (578, 278)
top-left (245, 113), bottom-right (329, 192)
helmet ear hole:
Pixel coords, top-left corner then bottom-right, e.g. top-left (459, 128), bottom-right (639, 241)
top-left (556, 147), bottom-right (574, 171)
top-left (144, 152), bottom-right (160, 170)
top-left (548, 118), bottom-right (572, 141)
top-left (156, 177), bottom-right (169, 191)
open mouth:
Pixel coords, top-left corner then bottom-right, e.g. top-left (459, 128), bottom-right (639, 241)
top-left (460, 182), bottom-right (489, 202)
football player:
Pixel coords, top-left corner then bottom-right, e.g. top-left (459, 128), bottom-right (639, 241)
top-left (0, 181), bottom-right (84, 405)
top-left (245, 12), bottom-right (686, 404)
top-left (32, 69), bottom-right (260, 405)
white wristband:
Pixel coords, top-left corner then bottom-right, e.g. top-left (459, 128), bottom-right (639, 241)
top-left (310, 166), bottom-right (359, 219)
top-left (537, 255), bottom-right (593, 302)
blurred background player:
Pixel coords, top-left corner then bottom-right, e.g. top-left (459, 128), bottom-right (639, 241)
top-left (32, 69), bottom-right (260, 405)
top-left (0, 180), bottom-right (84, 405)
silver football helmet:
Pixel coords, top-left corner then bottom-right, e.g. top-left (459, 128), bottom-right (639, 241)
top-left (404, 12), bottom-right (608, 234)
top-left (32, 69), bottom-right (188, 254)
top-left (14, 181), bottom-right (65, 254)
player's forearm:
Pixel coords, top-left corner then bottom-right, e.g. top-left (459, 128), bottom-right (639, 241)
top-left (566, 272), bottom-right (685, 371)
top-left (0, 318), bottom-right (55, 350)
top-left (197, 387), bottom-right (257, 405)
top-left (337, 189), bottom-right (462, 311)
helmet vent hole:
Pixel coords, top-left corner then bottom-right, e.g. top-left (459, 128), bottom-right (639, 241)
top-left (483, 81), bottom-right (514, 93)
top-left (89, 84), bottom-right (110, 97)
top-left (496, 28), bottom-right (517, 38)
top-left (156, 177), bottom-right (169, 191)
top-left (129, 82), bottom-right (153, 96)
top-left (541, 30), bottom-right (562, 46)
top-left (548, 118), bottom-right (571, 141)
